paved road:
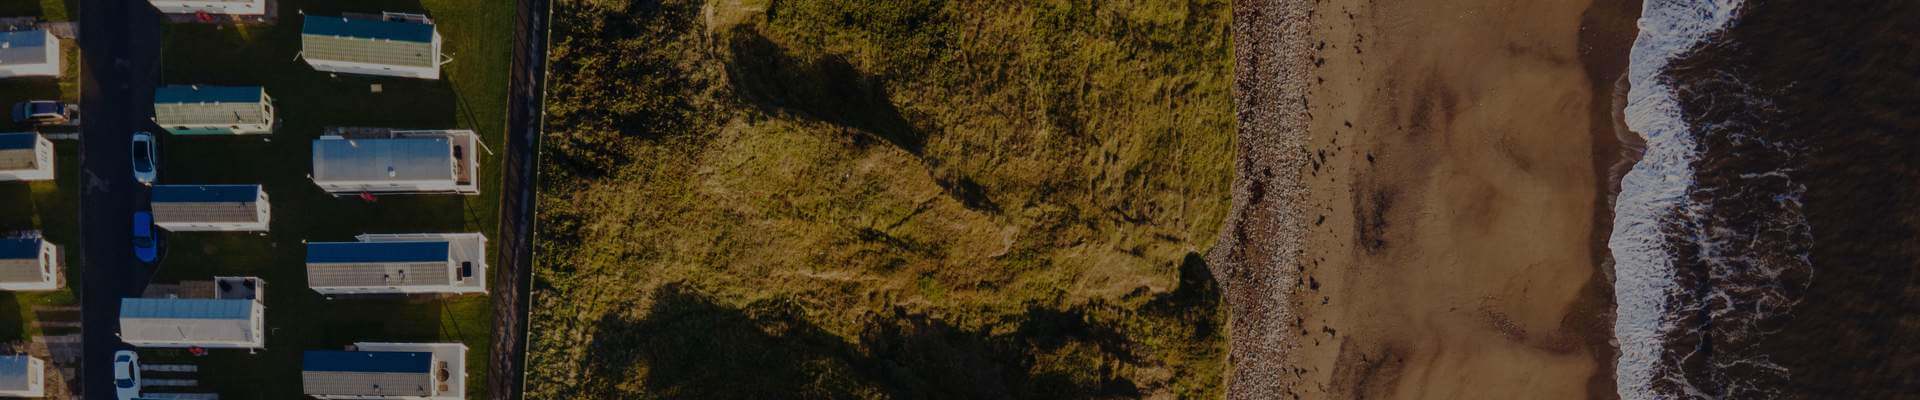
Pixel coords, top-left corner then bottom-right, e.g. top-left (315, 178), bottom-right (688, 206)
top-left (488, 0), bottom-right (553, 396)
top-left (75, 0), bottom-right (162, 397)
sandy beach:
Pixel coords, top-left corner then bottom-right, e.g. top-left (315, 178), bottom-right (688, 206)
top-left (1215, 0), bottom-right (1641, 398)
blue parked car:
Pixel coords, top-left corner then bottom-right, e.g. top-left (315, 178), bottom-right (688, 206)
top-left (132, 211), bottom-right (158, 263)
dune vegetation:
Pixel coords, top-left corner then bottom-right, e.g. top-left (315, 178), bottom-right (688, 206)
top-left (528, 0), bottom-right (1236, 397)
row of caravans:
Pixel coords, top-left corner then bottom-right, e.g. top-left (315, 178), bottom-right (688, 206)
top-left (0, 18), bottom-right (64, 399)
top-left (110, 7), bottom-right (482, 400)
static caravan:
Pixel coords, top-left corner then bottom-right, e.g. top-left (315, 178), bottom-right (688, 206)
top-left (306, 233), bottom-right (486, 295)
top-left (0, 132), bottom-right (53, 181)
top-left (0, 30), bottom-right (59, 78)
top-left (119, 277), bottom-right (267, 349)
top-left (0, 355), bottom-right (45, 398)
top-left (300, 14), bottom-right (444, 80)
top-left (302, 342), bottom-right (466, 399)
top-left (153, 85), bottom-right (275, 135)
top-left (0, 238), bottom-right (60, 292)
top-left (148, 0), bottom-right (266, 16)
top-left (310, 130), bottom-right (479, 195)
top-left (151, 184), bottom-right (271, 231)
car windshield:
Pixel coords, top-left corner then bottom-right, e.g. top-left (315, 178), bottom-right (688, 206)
top-left (30, 102), bottom-right (56, 114)
top-left (116, 378), bottom-right (134, 388)
top-left (133, 142), bottom-right (152, 172)
top-left (115, 355), bottom-right (130, 362)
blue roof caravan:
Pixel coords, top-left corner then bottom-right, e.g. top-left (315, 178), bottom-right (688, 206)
top-left (148, 0), bottom-right (266, 16)
top-left (302, 342), bottom-right (468, 399)
top-left (119, 277), bottom-right (267, 349)
top-left (153, 85), bottom-right (276, 135)
top-left (300, 13), bottom-right (445, 80)
top-left (0, 237), bottom-right (59, 291)
top-left (0, 132), bottom-right (54, 181)
top-left (151, 184), bottom-right (272, 231)
top-left (305, 233), bottom-right (488, 295)
top-left (0, 30), bottom-right (60, 78)
top-left (0, 355), bottom-right (46, 398)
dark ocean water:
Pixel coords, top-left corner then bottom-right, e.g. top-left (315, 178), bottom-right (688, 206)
top-left (1641, 0), bottom-right (1920, 398)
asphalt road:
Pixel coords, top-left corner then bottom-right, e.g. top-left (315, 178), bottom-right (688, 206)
top-left (488, 0), bottom-right (553, 396)
top-left (75, 0), bottom-right (162, 397)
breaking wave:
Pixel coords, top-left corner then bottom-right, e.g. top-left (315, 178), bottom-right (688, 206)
top-left (1612, 0), bottom-right (1758, 398)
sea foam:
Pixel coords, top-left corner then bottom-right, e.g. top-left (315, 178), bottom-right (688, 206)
top-left (1612, 0), bottom-right (1746, 398)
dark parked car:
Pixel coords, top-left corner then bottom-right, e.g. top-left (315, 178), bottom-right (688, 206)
top-left (10, 100), bottom-right (79, 126)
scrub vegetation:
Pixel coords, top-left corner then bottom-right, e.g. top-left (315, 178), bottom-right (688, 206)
top-left (529, 0), bottom-right (1236, 398)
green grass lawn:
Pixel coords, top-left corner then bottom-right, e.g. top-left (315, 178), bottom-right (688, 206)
top-left (144, 0), bottom-right (514, 397)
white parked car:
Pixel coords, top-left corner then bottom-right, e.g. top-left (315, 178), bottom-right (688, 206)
top-left (113, 350), bottom-right (141, 400)
top-left (131, 131), bottom-right (156, 185)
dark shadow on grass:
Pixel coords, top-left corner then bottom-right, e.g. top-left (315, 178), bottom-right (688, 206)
top-left (0, 295), bottom-right (23, 342)
top-left (0, 1), bottom-right (42, 21)
top-left (1146, 252), bottom-right (1225, 317)
top-left (724, 26), bottom-right (1008, 214)
top-left (1135, 253), bottom-right (1225, 354)
top-left (934, 173), bottom-right (999, 214)
top-left (724, 26), bottom-right (922, 155)
top-left (584, 285), bottom-right (870, 399)
top-left (0, 185), bottom-right (34, 230)
top-left (578, 283), bottom-right (1176, 399)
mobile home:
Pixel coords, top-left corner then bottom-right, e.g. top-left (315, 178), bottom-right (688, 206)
top-left (0, 355), bottom-right (45, 398)
top-left (148, 0), bottom-right (267, 16)
top-left (0, 30), bottom-right (59, 78)
top-left (119, 277), bottom-right (266, 349)
top-left (310, 130), bottom-right (479, 195)
top-left (300, 14), bottom-right (444, 79)
top-left (302, 342), bottom-right (466, 399)
top-left (0, 132), bottom-right (53, 181)
top-left (306, 233), bottom-right (486, 295)
top-left (0, 237), bottom-right (59, 291)
top-left (151, 184), bottom-right (271, 231)
top-left (153, 85), bottom-right (275, 135)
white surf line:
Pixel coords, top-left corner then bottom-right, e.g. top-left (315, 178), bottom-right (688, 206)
top-left (1612, 0), bottom-right (1746, 398)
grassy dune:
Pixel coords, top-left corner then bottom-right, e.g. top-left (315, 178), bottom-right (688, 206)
top-left (529, 0), bottom-right (1235, 397)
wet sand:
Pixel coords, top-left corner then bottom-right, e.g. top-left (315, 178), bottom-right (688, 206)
top-left (1216, 0), bottom-right (1640, 398)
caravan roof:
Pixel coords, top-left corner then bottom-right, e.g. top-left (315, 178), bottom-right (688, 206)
top-left (0, 31), bottom-right (49, 66)
top-left (0, 355), bottom-right (33, 392)
top-left (0, 239), bottom-right (46, 284)
top-left (153, 85), bottom-right (269, 126)
top-left (152, 184), bottom-right (260, 203)
top-left (301, 350), bottom-right (435, 397)
top-left (301, 15), bottom-right (436, 68)
top-left (312, 137), bottom-right (454, 183)
top-left (306, 241), bottom-right (448, 264)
